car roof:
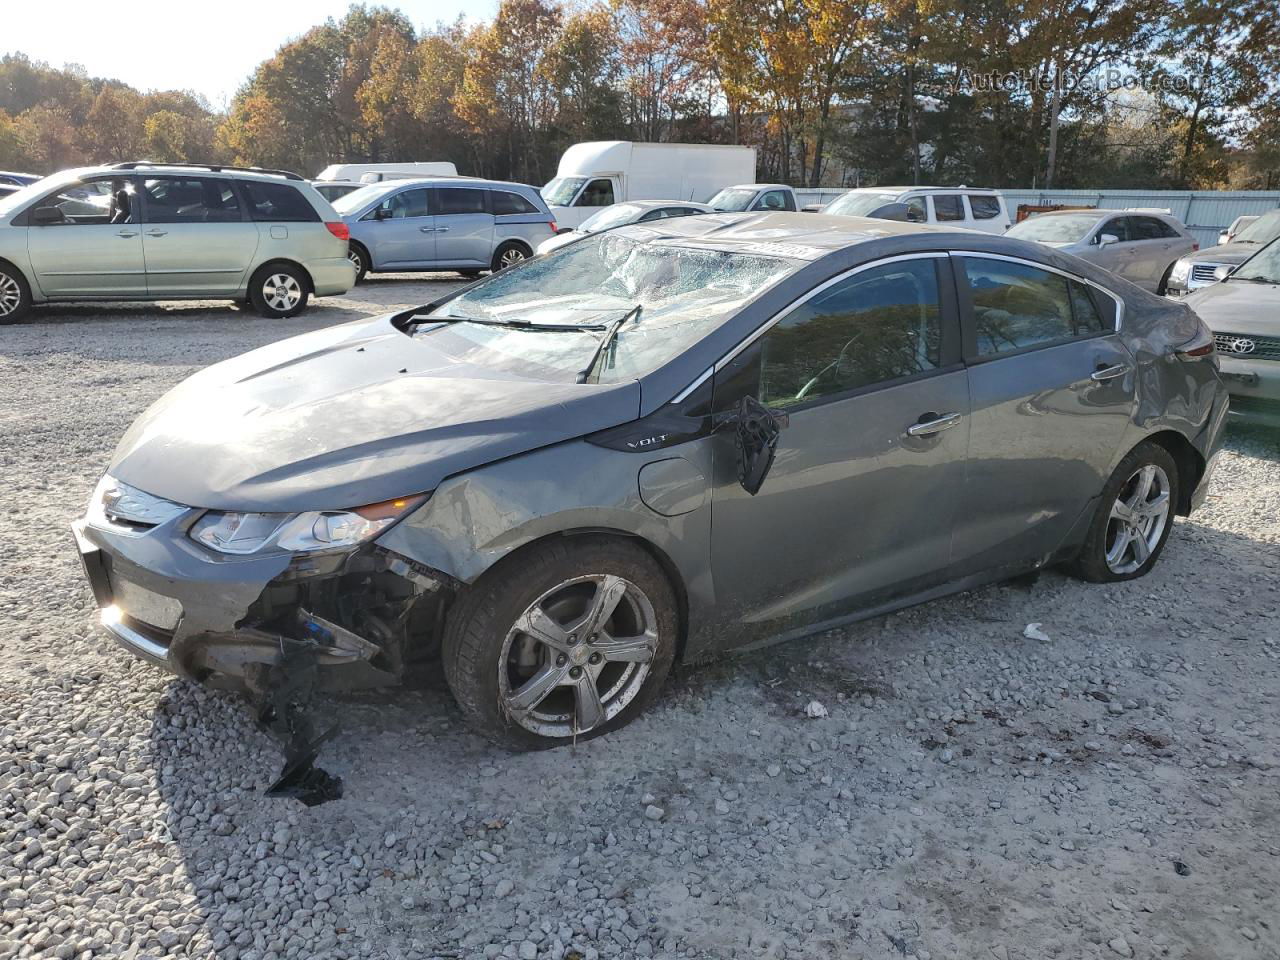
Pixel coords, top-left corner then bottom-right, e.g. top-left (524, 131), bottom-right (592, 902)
top-left (614, 211), bottom-right (963, 261)
top-left (846, 185), bottom-right (1001, 194)
top-left (722, 183), bottom-right (791, 192)
top-left (53, 164), bottom-right (311, 186)
top-left (614, 200), bottom-right (713, 210)
top-left (355, 176), bottom-right (534, 191)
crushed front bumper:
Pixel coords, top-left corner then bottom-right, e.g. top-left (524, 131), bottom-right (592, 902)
top-left (72, 515), bottom-right (452, 693)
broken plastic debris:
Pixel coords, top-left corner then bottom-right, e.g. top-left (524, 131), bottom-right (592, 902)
top-left (804, 700), bottom-right (829, 719)
top-left (1023, 622), bottom-right (1052, 643)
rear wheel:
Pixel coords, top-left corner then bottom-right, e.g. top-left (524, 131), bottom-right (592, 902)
top-left (1069, 441), bottom-right (1179, 582)
top-left (0, 263), bottom-right (31, 324)
top-left (491, 242), bottom-right (529, 273)
top-left (347, 243), bottom-right (369, 284)
top-left (442, 537), bottom-right (678, 749)
top-left (249, 264), bottom-right (310, 319)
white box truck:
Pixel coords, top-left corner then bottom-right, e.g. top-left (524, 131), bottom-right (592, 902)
top-left (541, 141), bottom-right (756, 228)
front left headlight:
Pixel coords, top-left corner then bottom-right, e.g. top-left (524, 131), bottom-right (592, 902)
top-left (1169, 258), bottom-right (1191, 284)
top-left (190, 495), bottom-right (427, 556)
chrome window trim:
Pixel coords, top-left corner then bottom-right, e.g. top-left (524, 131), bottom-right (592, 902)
top-left (671, 366), bottom-right (713, 403)
top-left (711, 252), bottom-right (950, 373)
top-left (947, 250), bottom-right (1125, 333)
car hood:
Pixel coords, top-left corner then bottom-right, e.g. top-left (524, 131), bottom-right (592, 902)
top-left (1185, 280), bottom-right (1280, 336)
top-left (536, 230), bottom-right (585, 255)
top-left (109, 314), bottom-right (642, 512)
top-left (1184, 241), bottom-right (1261, 265)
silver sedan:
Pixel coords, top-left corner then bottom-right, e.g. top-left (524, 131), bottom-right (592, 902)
top-left (1006, 210), bottom-right (1197, 294)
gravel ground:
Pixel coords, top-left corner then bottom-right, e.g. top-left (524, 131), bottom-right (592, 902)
top-left (1, 279), bottom-right (1278, 960)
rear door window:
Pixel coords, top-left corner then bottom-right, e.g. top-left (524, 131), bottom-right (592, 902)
top-left (437, 188), bottom-right (489, 215)
top-left (492, 190), bottom-right (538, 215)
top-left (1131, 216), bottom-right (1167, 241)
top-left (968, 194), bottom-right (1001, 220)
top-left (241, 181), bottom-right (320, 222)
top-left (904, 196), bottom-right (926, 223)
top-left (143, 178), bottom-right (243, 223)
top-left (933, 195), bottom-right (965, 222)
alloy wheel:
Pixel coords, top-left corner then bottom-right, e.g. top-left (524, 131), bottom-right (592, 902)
top-left (1105, 463), bottom-right (1171, 575)
top-left (499, 574), bottom-right (659, 737)
top-left (263, 273), bottom-right (302, 313)
top-left (0, 273), bottom-right (21, 317)
top-left (498, 247), bottom-right (526, 269)
top-left (347, 248), bottom-right (363, 274)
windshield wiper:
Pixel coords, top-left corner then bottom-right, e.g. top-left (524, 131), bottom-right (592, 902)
top-left (410, 314), bottom-right (608, 333)
top-left (1233, 275), bottom-right (1280, 284)
top-left (576, 304), bottom-right (643, 384)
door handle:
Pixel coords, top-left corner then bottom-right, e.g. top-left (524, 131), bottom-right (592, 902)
top-left (115, 230), bottom-right (139, 238)
top-left (435, 226), bottom-right (450, 233)
top-left (1091, 363), bottom-right (1129, 381)
top-left (906, 412), bottom-right (962, 437)
top-left (145, 230), bottom-right (167, 238)
top-left (419, 226), bottom-right (435, 233)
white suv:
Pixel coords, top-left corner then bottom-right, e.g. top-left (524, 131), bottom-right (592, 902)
top-left (823, 186), bottom-right (1011, 233)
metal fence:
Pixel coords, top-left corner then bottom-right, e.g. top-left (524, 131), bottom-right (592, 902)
top-left (794, 187), bottom-right (1280, 249)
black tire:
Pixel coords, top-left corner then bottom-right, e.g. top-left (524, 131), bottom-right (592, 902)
top-left (249, 263), bottom-right (310, 319)
top-left (442, 536), bottom-right (679, 750)
top-left (347, 243), bottom-right (370, 284)
top-left (490, 242), bottom-right (530, 273)
top-left (1068, 441), bottom-right (1180, 583)
top-left (0, 262), bottom-right (32, 324)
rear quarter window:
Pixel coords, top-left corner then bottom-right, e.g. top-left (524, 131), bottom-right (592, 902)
top-left (968, 195), bottom-right (1002, 220)
top-left (241, 181), bottom-right (320, 222)
top-left (492, 191), bottom-right (540, 216)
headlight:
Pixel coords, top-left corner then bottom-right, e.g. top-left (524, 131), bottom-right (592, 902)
top-left (86, 475), bottom-right (187, 531)
top-left (1169, 259), bottom-right (1191, 283)
top-left (190, 495), bottom-right (427, 555)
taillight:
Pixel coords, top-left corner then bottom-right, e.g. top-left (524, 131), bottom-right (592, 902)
top-left (549, 221), bottom-right (557, 233)
top-left (325, 221), bottom-right (350, 241)
top-left (1191, 242), bottom-right (1200, 251)
top-left (1175, 324), bottom-right (1215, 360)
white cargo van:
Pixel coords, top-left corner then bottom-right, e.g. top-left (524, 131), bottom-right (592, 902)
top-left (542, 141), bottom-right (756, 228)
top-left (316, 162), bottom-right (459, 182)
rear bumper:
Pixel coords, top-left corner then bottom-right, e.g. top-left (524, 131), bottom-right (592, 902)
top-left (307, 256), bottom-right (357, 297)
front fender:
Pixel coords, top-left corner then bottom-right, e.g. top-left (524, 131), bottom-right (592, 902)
top-left (375, 437), bottom-right (717, 634)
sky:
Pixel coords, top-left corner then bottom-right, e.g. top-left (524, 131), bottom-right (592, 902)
top-left (4, 0), bottom-right (500, 109)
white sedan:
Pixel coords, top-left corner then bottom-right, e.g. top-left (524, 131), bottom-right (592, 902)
top-left (536, 200), bottom-right (713, 255)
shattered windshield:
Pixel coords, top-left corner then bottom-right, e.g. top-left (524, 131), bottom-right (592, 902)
top-left (709, 188), bottom-right (757, 212)
top-left (420, 232), bottom-right (796, 383)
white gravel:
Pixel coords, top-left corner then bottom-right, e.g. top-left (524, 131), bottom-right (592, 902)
top-left (2, 279), bottom-right (1279, 960)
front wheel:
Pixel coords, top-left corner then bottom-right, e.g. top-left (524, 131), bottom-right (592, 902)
top-left (1068, 441), bottom-right (1179, 582)
top-left (442, 537), bottom-right (678, 749)
top-left (249, 264), bottom-right (310, 319)
top-left (0, 263), bottom-right (32, 324)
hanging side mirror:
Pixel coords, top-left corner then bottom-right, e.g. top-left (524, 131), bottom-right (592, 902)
top-left (733, 396), bottom-right (786, 496)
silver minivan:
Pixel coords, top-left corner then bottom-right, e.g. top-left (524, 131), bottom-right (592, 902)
top-left (0, 162), bottom-right (355, 323)
top-left (334, 178), bottom-right (557, 281)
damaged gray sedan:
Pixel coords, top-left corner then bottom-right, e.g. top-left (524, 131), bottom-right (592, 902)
top-left (73, 213), bottom-right (1227, 793)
